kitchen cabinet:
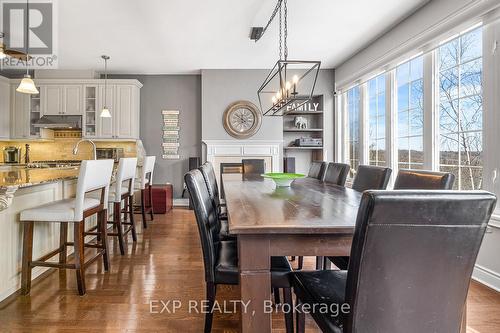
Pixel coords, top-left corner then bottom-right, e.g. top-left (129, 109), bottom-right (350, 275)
top-left (8, 79), bottom-right (142, 140)
top-left (42, 85), bottom-right (63, 115)
top-left (63, 85), bottom-right (83, 115)
top-left (0, 77), bottom-right (10, 139)
top-left (97, 85), bottom-right (115, 138)
top-left (10, 86), bottom-right (30, 139)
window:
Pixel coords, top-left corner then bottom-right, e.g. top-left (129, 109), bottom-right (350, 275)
top-left (346, 86), bottom-right (360, 177)
top-left (438, 27), bottom-right (483, 190)
top-left (368, 74), bottom-right (386, 166)
top-left (396, 56), bottom-right (424, 170)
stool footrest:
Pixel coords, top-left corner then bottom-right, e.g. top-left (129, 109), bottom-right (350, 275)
top-left (31, 261), bottom-right (76, 269)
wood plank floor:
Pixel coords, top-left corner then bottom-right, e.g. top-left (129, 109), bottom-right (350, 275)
top-left (0, 208), bottom-right (499, 332)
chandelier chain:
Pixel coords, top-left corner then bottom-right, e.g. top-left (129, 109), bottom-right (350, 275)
top-left (284, 0), bottom-right (288, 60)
top-left (279, 4), bottom-right (282, 60)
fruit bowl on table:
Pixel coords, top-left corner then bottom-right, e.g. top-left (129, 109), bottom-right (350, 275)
top-left (261, 173), bottom-right (306, 187)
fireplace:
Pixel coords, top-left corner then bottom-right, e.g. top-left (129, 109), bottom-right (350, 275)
top-left (220, 163), bottom-right (243, 174)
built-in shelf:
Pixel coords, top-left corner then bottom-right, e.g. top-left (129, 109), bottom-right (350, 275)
top-left (285, 111), bottom-right (323, 116)
top-left (284, 146), bottom-right (323, 150)
top-left (283, 128), bottom-right (323, 132)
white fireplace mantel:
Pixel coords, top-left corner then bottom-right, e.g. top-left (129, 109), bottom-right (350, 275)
top-left (203, 139), bottom-right (283, 173)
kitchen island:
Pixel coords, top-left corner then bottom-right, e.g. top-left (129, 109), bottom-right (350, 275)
top-left (0, 166), bottom-right (83, 301)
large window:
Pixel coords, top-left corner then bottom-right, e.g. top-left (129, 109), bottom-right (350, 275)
top-left (396, 56), bottom-right (424, 170)
top-left (438, 27), bottom-right (483, 190)
top-left (346, 86), bottom-right (360, 177)
top-left (368, 74), bottom-right (386, 166)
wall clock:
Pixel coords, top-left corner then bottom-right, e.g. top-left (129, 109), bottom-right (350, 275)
top-left (222, 100), bottom-right (262, 139)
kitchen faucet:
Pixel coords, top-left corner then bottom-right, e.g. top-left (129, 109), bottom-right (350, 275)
top-left (72, 139), bottom-right (97, 160)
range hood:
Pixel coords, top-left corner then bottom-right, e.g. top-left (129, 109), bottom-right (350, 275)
top-left (33, 115), bottom-right (82, 130)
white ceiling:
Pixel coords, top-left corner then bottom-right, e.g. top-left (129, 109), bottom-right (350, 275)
top-left (55, 0), bottom-right (428, 74)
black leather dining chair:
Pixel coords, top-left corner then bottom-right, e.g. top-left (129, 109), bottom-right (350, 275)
top-left (242, 159), bottom-right (265, 174)
top-left (327, 164), bottom-right (392, 270)
top-left (323, 162), bottom-right (350, 186)
top-left (394, 169), bottom-right (455, 190)
top-left (308, 161), bottom-right (327, 180)
top-left (293, 190), bottom-right (496, 333)
top-left (351, 165), bottom-right (392, 192)
top-left (185, 169), bottom-right (294, 333)
top-left (198, 162), bottom-right (234, 241)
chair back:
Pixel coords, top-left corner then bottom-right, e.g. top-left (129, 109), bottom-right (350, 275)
top-left (199, 162), bottom-right (221, 210)
top-left (345, 190), bottom-right (496, 333)
top-left (394, 169), bottom-right (455, 190)
top-left (308, 161), bottom-right (327, 180)
top-left (242, 159), bottom-right (265, 175)
top-left (323, 162), bottom-right (350, 185)
top-left (185, 169), bottom-right (221, 283)
top-left (352, 165), bottom-right (391, 192)
top-left (139, 156), bottom-right (156, 190)
top-left (75, 159), bottom-right (114, 221)
top-left (114, 158), bottom-right (138, 201)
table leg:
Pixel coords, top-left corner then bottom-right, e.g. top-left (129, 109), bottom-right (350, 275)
top-left (238, 235), bottom-right (272, 333)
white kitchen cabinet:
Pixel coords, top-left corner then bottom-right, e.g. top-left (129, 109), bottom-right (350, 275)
top-left (42, 85), bottom-right (64, 115)
top-left (10, 86), bottom-right (30, 139)
top-left (7, 79), bottom-right (142, 140)
top-left (63, 85), bottom-right (83, 115)
top-left (0, 77), bottom-right (10, 139)
top-left (97, 85), bottom-right (115, 138)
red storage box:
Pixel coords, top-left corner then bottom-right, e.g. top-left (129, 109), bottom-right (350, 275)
top-left (145, 184), bottom-right (173, 214)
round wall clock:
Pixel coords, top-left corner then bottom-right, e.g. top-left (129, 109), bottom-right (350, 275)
top-left (222, 100), bottom-right (262, 139)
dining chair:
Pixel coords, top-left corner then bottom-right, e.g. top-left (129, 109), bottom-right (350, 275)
top-left (394, 169), bottom-right (455, 190)
top-left (20, 160), bottom-right (114, 295)
top-left (185, 169), bottom-right (294, 333)
top-left (199, 162), bottom-right (234, 241)
top-left (351, 165), bottom-right (392, 192)
top-left (242, 159), bottom-right (265, 174)
top-left (327, 164), bottom-right (392, 270)
top-left (323, 162), bottom-right (350, 186)
top-left (88, 157), bottom-right (138, 255)
top-left (135, 155), bottom-right (156, 229)
top-left (307, 161), bottom-right (327, 180)
top-left (293, 190), bottom-right (496, 333)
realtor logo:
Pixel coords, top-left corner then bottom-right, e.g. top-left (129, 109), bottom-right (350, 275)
top-left (0, 0), bottom-right (58, 68)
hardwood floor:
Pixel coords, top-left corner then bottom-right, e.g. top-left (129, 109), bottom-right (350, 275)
top-left (0, 208), bottom-right (499, 332)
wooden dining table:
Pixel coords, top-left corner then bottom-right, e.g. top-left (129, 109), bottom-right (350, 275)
top-left (222, 174), bottom-right (361, 333)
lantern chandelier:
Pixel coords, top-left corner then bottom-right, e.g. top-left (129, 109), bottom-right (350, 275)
top-left (256, 0), bottom-right (321, 116)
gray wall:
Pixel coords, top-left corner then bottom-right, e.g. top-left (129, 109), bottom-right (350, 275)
top-left (111, 74), bottom-right (202, 198)
top-left (201, 69), bottom-right (335, 165)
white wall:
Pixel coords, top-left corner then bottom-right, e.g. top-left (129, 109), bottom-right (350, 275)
top-left (336, 0), bottom-right (500, 89)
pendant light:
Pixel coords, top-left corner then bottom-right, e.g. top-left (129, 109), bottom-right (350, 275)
top-left (100, 55), bottom-right (111, 118)
top-left (256, 0), bottom-right (320, 116)
top-left (16, 0), bottom-right (38, 95)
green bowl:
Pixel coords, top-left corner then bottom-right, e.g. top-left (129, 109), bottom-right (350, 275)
top-left (261, 173), bottom-right (305, 187)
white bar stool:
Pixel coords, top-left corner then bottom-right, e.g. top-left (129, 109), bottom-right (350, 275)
top-left (20, 159), bottom-right (114, 296)
top-left (134, 156), bottom-right (156, 229)
top-left (88, 157), bottom-right (138, 255)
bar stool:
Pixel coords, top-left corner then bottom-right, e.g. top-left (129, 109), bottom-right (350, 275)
top-left (135, 156), bottom-right (156, 229)
top-left (20, 160), bottom-right (114, 296)
top-left (88, 158), bottom-right (138, 255)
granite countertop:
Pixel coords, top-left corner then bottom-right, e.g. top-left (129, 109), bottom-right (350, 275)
top-left (0, 167), bottom-right (80, 189)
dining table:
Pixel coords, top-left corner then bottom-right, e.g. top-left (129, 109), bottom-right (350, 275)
top-left (222, 173), bottom-right (469, 333)
top-left (223, 174), bottom-right (361, 333)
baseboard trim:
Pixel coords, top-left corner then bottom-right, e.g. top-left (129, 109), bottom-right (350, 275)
top-left (472, 264), bottom-right (500, 292)
top-left (173, 199), bottom-right (189, 207)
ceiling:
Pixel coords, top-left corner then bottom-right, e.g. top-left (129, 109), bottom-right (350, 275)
top-left (8, 0), bottom-right (430, 74)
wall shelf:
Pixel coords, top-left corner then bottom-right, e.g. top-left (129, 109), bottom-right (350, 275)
top-left (283, 128), bottom-right (323, 132)
top-left (284, 146), bottom-right (323, 150)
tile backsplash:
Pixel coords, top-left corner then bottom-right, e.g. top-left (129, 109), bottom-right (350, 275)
top-left (0, 139), bottom-right (137, 162)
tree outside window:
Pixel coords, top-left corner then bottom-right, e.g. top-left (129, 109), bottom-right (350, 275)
top-left (368, 75), bottom-right (386, 166)
top-left (396, 56), bottom-right (424, 170)
top-left (438, 27), bottom-right (483, 190)
top-left (346, 86), bottom-right (360, 178)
